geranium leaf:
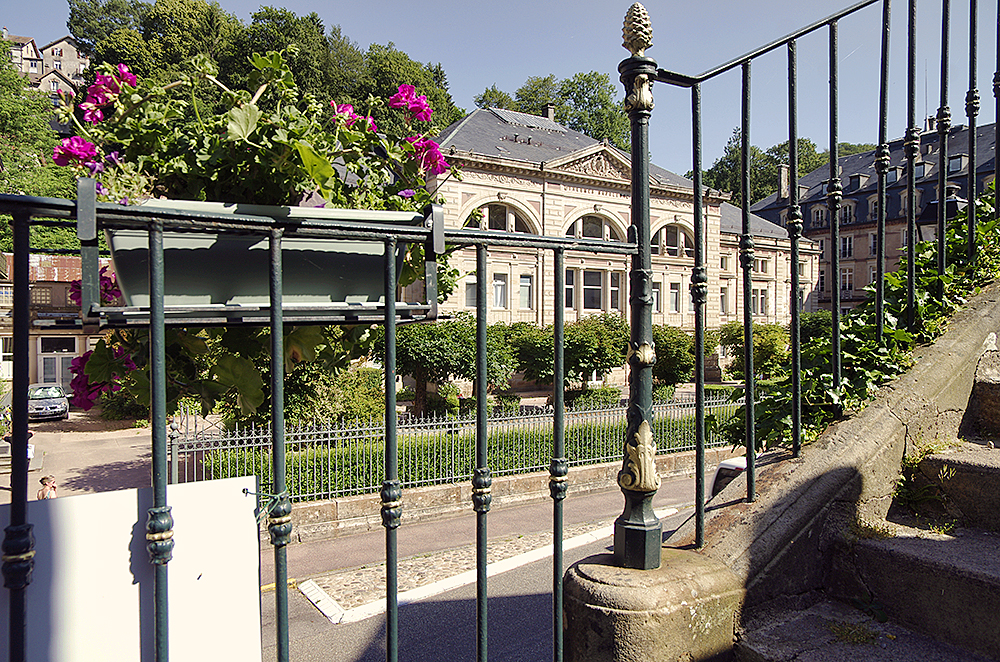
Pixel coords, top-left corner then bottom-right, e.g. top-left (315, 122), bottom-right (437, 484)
top-left (227, 105), bottom-right (262, 142)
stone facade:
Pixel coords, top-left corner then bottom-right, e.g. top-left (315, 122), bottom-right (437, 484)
top-left (427, 108), bottom-right (820, 333)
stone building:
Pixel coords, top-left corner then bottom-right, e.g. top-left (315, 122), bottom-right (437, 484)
top-left (426, 108), bottom-right (820, 334)
top-left (751, 121), bottom-right (995, 314)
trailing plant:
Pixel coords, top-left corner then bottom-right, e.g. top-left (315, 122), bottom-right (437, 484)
top-left (726, 186), bottom-right (1000, 450)
top-left (52, 51), bottom-right (460, 419)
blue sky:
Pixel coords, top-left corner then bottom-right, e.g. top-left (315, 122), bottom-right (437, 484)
top-left (4, 0), bottom-right (996, 175)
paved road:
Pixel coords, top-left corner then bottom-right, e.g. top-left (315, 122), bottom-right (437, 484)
top-left (260, 476), bottom-right (700, 662)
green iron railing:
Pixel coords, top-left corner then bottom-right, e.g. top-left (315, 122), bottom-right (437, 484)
top-left (168, 394), bottom-right (741, 502)
top-left (625, 0), bottom-right (998, 549)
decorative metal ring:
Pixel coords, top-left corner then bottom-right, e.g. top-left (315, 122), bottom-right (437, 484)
top-left (145, 530), bottom-right (174, 542)
top-left (380, 500), bottom-right (403, 510)
top-left (548, 475), bottom-right (569, 483)
top-left (267, 515), bottom-right (292, 525)
top-left (1, 551), bottom-right (35, 563)
top-left (472, 487), bottom-right (492, 495)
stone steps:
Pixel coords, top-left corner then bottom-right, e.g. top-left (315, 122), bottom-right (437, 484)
top-left (736, 598), bottom-right (994, 662)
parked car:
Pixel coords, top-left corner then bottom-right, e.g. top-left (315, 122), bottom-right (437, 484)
top-left (710, 456), bottom-right (747, 498)
top-left (27, 384), bottom-right (69, 420)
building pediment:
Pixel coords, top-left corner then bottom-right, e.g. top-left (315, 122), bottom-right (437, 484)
top-left (547, 145), bottom-right (632, 183)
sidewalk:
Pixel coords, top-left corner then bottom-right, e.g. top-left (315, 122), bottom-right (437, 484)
top-left (0, 408), bottom-right (152, 505)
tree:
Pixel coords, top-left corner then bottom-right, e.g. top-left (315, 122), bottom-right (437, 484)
top-left (698, 129), bottom-right (879, 206)
top-left (229, 7), bottom-right (329, 98)
top-left (651, 325), bottom-right (695, 386)
top-left (0, 53), bottom-right (77, 249)
top-left (67, 0), bottom-right (148, 56)
top-left (383, 316), bottom-right (473, 417)
top-left (477, 72), bottom-right (629, 150)
top-left (719, 321), bottom-right (789, 381)
top-left (555, 72), bottom-right (629, 150)
top-left (513, 74), bottom-right (558, 116)
top-left (473, 84), bottom-right (514, 110)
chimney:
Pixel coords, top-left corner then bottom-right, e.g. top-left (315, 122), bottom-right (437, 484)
top-left (778, 164), bottom-right (790, 200)
top-left (2, 27), bottom-right (8, 40)
top-left (544, 103), bottom-right (555, 121)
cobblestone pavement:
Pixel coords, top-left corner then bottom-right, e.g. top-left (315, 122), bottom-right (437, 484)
top-left (308, 519), bottom-right (612, 611)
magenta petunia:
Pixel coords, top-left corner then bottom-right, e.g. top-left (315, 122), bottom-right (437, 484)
top-left (53, 136), bottom-right (98, 166)
top-left (388, 84), bottom-right (416, 110)
top-left (81, 103), bottom-right (104, 124)
top-left (408, 95), bottom-right (433, 122)
top-left (116, 63), bottom-right (137, 87)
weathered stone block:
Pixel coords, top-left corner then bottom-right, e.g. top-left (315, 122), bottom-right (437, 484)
top-left (968, 350), bottom-right (1000, 435)
top-left (565, 548), bottom-right (743, 662)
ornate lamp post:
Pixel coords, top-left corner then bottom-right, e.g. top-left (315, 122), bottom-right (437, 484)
top-left (614, 3), bottom-right (662, 571)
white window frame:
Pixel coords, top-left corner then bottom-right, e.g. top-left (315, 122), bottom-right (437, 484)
top-left (669, 282), bottom-right (681, 313)
top-left (582, 270), bottom-right (603, 310)
top-left (519, 274), bottom-right (533, 310)
top-left (492, 273), bottom-right (508, 309)
top-left (840, 235), bottom-right (853, 258)
top-left (841, 267), bottom-right (853, 292)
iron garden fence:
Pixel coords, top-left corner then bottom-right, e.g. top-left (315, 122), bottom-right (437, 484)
top-left (1, 2), bottom-right (997, 662)
top-left (168, 393), bottom-right (740, 502)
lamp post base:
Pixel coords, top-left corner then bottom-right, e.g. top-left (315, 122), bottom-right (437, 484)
top-left (613, 489), bottom-right (662, 570)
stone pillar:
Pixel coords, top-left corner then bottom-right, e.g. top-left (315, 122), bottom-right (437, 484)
top-left (564, 548), bottom-right (743, 662)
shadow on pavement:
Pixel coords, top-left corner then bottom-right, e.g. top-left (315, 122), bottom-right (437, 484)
top-left (60, 455), bottom-right (152, 494)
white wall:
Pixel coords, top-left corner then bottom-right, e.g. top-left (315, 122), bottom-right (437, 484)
top-left (0, 476), bottom-right (261, 662)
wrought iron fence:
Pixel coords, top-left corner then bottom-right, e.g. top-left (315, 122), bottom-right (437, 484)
top-left (169, 393), bottom-right (741, 502)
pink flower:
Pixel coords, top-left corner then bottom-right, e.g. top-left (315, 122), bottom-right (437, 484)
top-left (93, 72), bottom-right (120, 95)
top-left (80, 103), bottom-right (104, 124)
top-left (53, 136), bottom-right (98, 166)
top-left (389, 84), bottom-right (433, 122)
top-left (116, 63), bottom-right (137, 87)
top-left (408, 95), bottom-right (433, 122)
top-left (398, 189), bottom-right (415, 199)
top-left (388, 84), bottom-right (416, 110)
top-left (331, 102), bottom-right (377, 132)
top-left (407, 136), bottom-right (449, 176)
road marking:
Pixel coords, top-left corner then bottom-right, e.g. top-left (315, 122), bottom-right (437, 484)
top-left (299, 579), bottom-right (346, 624)
top-left (307, 507), bottom-right (680, 625)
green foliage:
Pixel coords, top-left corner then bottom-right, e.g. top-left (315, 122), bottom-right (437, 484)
top-left (567, 386), bottom-right (621, 410)
top-left (99, 388), bottom-right (149, 420)
top-left (209, 401), bottom-right (742, 502)
top-left (726, 186), bottom-right (1000, 451)
top-left (694, 128), bottom-right (876, 206)
top-left (475, 72), bottom-right (628, 150)
top-left (328, 366), bottom-right (384, 422)
top-left (719, 321), bottom-right (789, 381)
top-left (651, 324), bottom-right (695, 386)
top-left (509, 314), bottom-right (628, 387)
top-left (0, 51), bottom-right (77, 217)
top-left (652, 383), bottom-right (676, 403)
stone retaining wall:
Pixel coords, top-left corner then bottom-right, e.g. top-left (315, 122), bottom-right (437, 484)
top-left (280, 446), bottom-right (740, 544)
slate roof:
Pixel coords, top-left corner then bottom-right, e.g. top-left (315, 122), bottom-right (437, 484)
top-left (751, 121), bottom-right (997, 221)
top-left (437, 108), bottom-right (789, 239)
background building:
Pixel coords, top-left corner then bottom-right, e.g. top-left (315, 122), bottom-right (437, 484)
top-left (427, 107), bottom-right (820, 332)
top-left (752, 121), bottom-right (995, 313)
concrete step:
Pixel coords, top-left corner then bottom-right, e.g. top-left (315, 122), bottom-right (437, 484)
top-left (834, 524), bottom-right (1000, 660)
top-left (736, 598), bottom-right (994, 662)
top-left (917, 443), bottom-right (1000, 531)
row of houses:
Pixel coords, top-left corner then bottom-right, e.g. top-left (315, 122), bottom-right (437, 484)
top-left (3, 27), bottom-right (89, 102)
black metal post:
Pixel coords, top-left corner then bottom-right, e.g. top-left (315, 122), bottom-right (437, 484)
top-left (268, 228), bottom-right (292, 662)
top-left (875, 0), bottom-right (892, 341)
top-left (966, 0), bottom-right (979, 259)
top-left (787, 41), bottom-right (803, 458)
top-left (906, 0), bottom-right (919, 330)
top-left (740, 61), bottom-right (757, 502)
top-left (381, 238), bottom-right (402, 662)
top-left (473, 244), bottom-right (492, 661)
top-left (691, 83), bottom-right (707, 544)
top-left (146, 216), bottom-right (174, 662)
top-left (550, 249), bottom-right (567, 662)
top-left (937, 0), bottom-right (952, 299)
top-left (2, 208), bottom-right (33, 662)
top-left (828, 22), bottom-right (843, 393)
top-left (616, 3), bottom-right (662, 570)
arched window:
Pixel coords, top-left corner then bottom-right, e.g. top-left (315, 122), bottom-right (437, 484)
top-left (465, 203), bottom-right (534, 233)
top-left (565, 215), bottom-right (624, 242)
top-left (651, 225), bottom-right (694, 258)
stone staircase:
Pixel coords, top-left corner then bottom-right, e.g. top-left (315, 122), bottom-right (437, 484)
top-left (736, 349), bottom-right (1000, 661)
